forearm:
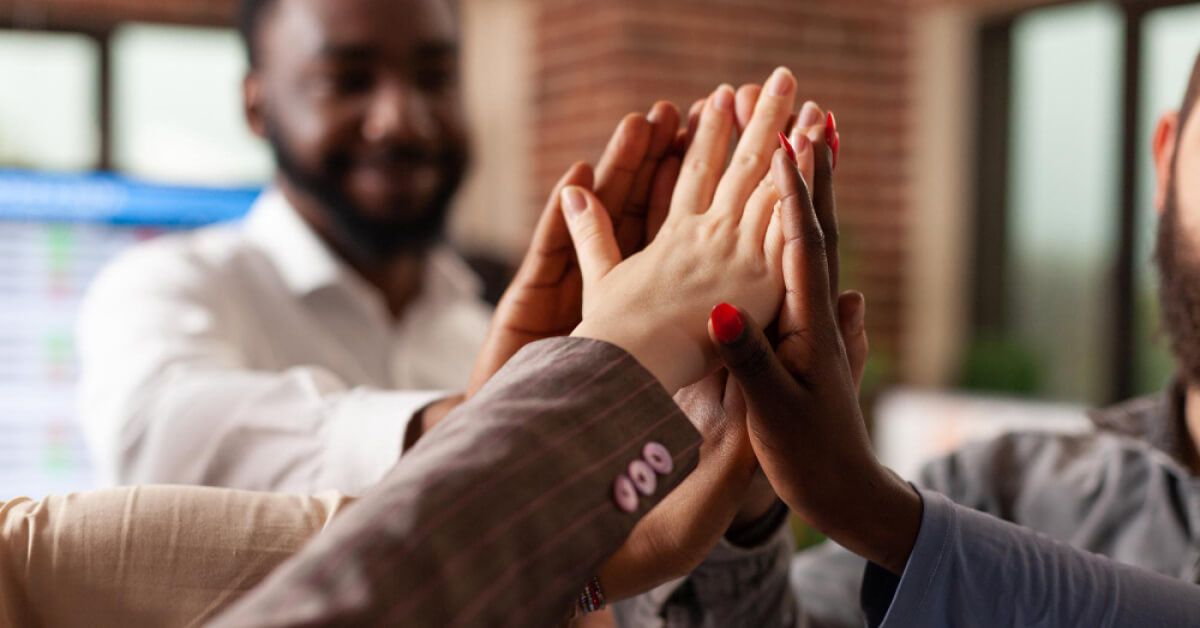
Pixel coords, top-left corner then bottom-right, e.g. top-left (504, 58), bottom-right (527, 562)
top-left (215, 338), bottom-right (702, 627)
top-left (0, 487), bottom-right (351, 627)
top-left (752, 416), bottom-right (919, 576)
top-left (97, 369), bottom-right (444, 494)
top-left (864, 489), bottom-right (1200, 627)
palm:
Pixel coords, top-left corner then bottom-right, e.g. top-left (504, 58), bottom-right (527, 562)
top-left (488, 253), bottom-right (584, 352)
top-left (467, 104), bottom-right (682, 395)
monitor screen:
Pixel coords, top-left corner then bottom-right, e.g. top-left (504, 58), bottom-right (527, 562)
top-left (0, 169), bottom-right (258, 500)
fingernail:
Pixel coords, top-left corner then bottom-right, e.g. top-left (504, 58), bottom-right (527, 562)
top-left (797, 101), bottom-right (821, 128)
top-left (826, 111), bottom-right (840, 171)
top-left (765, 67), bottom-right (795, 97)
top-left (712, 85), bottom-right (735, 113)
top-left (561, 187), bottom-right (588, 217)
top-left (711, 303), bottom-right (745, 344)
top-left (778, 132), bottom-right (797, 165)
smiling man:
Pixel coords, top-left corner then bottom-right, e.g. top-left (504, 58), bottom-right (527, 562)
top-left (77, 0), bottom-right (493, 493)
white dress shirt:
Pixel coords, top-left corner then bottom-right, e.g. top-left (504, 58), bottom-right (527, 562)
top-left (76, 190), bottom-right (493, 495)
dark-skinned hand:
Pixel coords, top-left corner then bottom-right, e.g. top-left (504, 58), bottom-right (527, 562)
top-left (711, 139), bottom-right (921, 577)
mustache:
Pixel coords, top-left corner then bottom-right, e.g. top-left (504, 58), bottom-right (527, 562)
top-left (330, 144), bottom-right (459, 170)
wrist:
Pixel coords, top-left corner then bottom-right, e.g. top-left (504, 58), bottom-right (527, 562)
top-left (728, 471), bottom-right (780, 532)
top-left (726, 498), bottom-right (788, 547)
top-left (404, 394), bottom-right (464, 451)
top-left (816, 466), bottom-right (921, 575)
top-left (572, 320), bottom-right (704, 392)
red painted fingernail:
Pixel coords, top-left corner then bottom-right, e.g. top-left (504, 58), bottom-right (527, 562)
top-left (711, 303), bottom-right (745, 344)
top-left (778, 131), bottom-right (798, 165)
top-left (825, 111), bottom-right (840, 171)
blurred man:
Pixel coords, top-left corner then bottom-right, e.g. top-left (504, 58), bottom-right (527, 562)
top-left (77, 0), bottom-right (492, 493)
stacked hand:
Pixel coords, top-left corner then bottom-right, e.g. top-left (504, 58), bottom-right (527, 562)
top-left (710, 122), bottom-right (921, 576)
top-left (466, 65), bottom-right (910, 606)
top-left (565, 68), bottom-right (796, 597)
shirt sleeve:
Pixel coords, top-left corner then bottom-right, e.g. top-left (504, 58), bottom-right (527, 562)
top-left (612, 503), bottom-right (799, 628)
top-left (212, 337), bottom-right (703, 627)
top-left (75, 243), bottom-right (450, 496)
top-left (862, 488), bottom-right (1200, 628)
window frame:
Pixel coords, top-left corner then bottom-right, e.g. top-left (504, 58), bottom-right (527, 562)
top-left (972, 0), bottom-right (1199, 404)
top-left (0, 12), bottom-right (233, 172)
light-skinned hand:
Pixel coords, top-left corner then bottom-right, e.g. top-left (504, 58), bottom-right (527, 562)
top-left (569, 68), bottom-right (802, 394)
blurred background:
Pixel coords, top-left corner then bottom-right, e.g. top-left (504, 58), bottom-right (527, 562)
top-left (0, 0), bottom-right (1197, 499)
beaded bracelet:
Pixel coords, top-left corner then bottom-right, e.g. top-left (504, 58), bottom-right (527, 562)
top-left (576, 576), bottom-right (606, 615)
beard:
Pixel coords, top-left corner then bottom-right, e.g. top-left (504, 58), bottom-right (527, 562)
top-left (266, 123), bottom-right (467, 264)
top-left (1155, 173), bottom-right (1200, 383)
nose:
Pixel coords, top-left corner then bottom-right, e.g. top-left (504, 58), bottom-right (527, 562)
top-left (362, 81), bottom-right (438, 145)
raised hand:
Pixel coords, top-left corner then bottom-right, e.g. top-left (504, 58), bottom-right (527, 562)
top-left (595, 131), bottom-right (871, 598)
top-left (560, 69), bottom-right (799, 601)
top-left (711, 138), bottom-right (920, 576)
top-left (569, 68), bottom-right (801, 393)
top-left (466, 103), bottom-right (681, 396)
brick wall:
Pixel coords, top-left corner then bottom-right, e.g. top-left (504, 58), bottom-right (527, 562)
top-left (0, 0), bottom-right (1056, 382)
top-left (531, 0), bottom-right (914, 365)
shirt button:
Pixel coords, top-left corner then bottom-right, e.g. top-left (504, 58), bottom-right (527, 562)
top-left (643, 442), bottom-right (673, 475)
top-left (613, 475), bottom-right (639, 513)
top-left (628, 460), bottom-right (657, 496)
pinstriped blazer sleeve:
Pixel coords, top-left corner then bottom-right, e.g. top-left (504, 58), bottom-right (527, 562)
top-left (210, 337), bottom-right (702, 627)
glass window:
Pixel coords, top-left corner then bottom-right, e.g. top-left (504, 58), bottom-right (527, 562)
top-left (111, 24), bottom-right (272, 185)
top-left (1132, 4), bottom-right (1200, 395)
top-left (1004, 1), bottom-right (1123, 403)
top-left (0, 31), bottom-right (100, 171)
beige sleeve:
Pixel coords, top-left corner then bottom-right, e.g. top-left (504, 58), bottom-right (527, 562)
top-left (0, 486), bottom-right (354, 628)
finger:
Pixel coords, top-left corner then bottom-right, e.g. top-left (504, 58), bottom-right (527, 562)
top-left (812, 112), bottom-right (840, 300)
top-left (772, 148), bottom-right (836, 339)
top-left (796, 101), bottom-right (825, 188)
top-left (670, 84), bottom-right (736, 217)
top-left (615, 102), bottom-right (681, 255)
top-left (560, 185), bottom-right (620, 291)
top-left (594, 113), bottom-right (653, 229)
top-left (795, 101), bottom-right (825, 143)
top-left (735, 84), bottom-right (762, 135)
top-left (645, 155), bottom-right (681, 242)
top-left (838, 291), bottom-right (868, 391)
top-left (790, 127), bottom-right (815, 191)
top-left (685, 98), bottom-right (704, 148)
top-left (710, 67), bottom-right (797, 222)
top-left (738, 171), bottom-right (779, 252)
top-left (709, 303), bottom-right (809, 408)
top-left (515, 162), bottom-right (594, 282)
top-left (764, 199), bottom-right (784, 271)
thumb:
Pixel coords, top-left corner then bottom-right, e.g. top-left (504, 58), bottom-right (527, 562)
top-left (560, 185), bottom-right (621, 290)
top-left (709, 303), bottom-right (804, 417)
top-left (837, 291), bottom-right (869, 392)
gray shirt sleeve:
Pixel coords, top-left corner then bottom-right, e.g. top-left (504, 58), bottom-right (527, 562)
top-left (863, 488), bottom-right (1200, 627)
top-left (613, 522), bottom-right (799, 628)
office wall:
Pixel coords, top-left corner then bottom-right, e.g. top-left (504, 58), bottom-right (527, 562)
top-left (0, 0), bottom-right (1066, 385)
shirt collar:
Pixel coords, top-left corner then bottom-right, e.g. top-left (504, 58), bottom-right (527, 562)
top-left (243, 188), bottom-right (484, 302)
top-left (244, 189), bottom-right (345, 297)
top-left (1088, 377), bottom-right (1192, 468)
